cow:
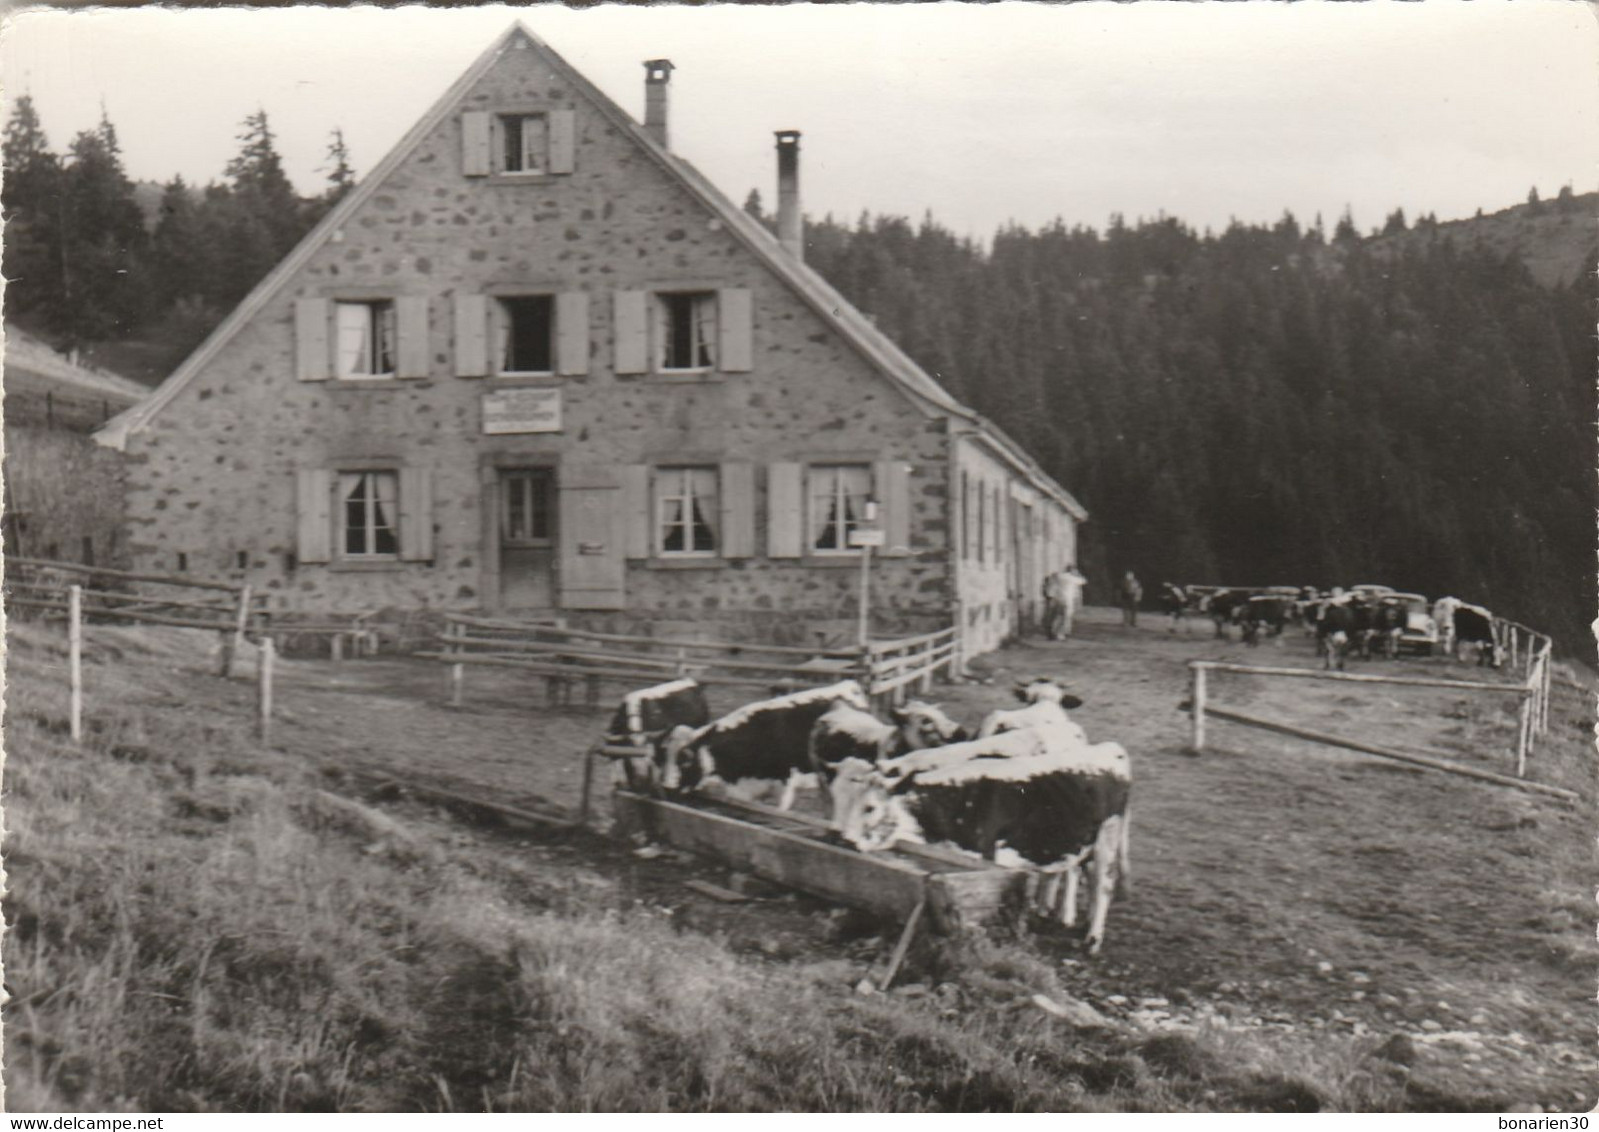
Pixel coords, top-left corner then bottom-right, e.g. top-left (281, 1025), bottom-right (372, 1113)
top-left (1159, 583), bottom-right (1190, 633)
top-left (830, 740), bottom-right (1132, 954)
top-left (1240, 595), bottom-right (1291, 646)
top-left (1204, 589), bottom-right (1252, 639)
top-left (605, 678), bottom-right (713, 790)
top-left (656, 680), bottom-right (871, 810)
top-left (1369, 598), bottom-right (1407, 660)
top-left (1452, 603), bottom-right (1500, 667)
top-left (1317, 600), bottom-right (1357, 671)
top-left (977, 677), bottom-right (1088, 748)
top-left (807, 700), bottom-right (968, 785)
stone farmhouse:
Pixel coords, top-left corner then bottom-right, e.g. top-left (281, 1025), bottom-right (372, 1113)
top-left (97, 24), bottom-right (1086, 656)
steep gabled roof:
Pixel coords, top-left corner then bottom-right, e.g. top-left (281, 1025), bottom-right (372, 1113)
top-left (96, 22), bottom-right (1085, 522)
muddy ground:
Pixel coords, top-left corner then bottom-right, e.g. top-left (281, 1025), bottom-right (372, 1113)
top-left (170, 606), bottom-right (1597, 1109)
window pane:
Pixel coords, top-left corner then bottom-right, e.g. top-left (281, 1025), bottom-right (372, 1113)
top-left (692, 294), bottom-right (716, 368)
top-left (336, 303), bottom-right (371, 376)
top-left (504, 475), bottom-right (527, 541)
top-left (520, 116), bottom-right (547, 172)
top-left (501, 296), bottom-right (553, 373)
top-left (503, 116), bottom-right (524, 171)
top-left (373, 303), bottom-right (395, 374)
top-left (810, 465), bottom-right (869, 551)
top-left (528, 475), bottom-right (550, 540)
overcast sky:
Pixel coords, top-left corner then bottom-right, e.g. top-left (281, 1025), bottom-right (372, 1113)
top-left (2, 2), bottom-right (1593, 240)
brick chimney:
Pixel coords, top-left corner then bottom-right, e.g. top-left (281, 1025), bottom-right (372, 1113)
top-left (775, 130), bottom-right (802, 260)
top-left (644, 59), bottom-right (674, 148)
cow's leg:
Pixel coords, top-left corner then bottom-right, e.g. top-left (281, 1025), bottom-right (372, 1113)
top-left (1117, 807), bottom-right (1131, 897)
top-left (1084, 817), bottom-right (1124, 955)
top-left (1060, 864), bottom-right (1080, 928)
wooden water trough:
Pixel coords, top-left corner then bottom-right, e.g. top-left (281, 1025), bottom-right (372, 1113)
top-left (606, 776), bottom-right (1028, 936)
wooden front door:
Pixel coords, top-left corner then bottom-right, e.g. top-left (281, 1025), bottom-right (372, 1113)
top-left (498, 468), bottom-right (555, 609)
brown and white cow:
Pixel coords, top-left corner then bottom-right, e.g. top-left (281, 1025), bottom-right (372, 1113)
top-left (658, 680), bottom-right (870, 810)
top-left (830, 736), bottom-right (1132, 954)
top-left (807, 700), bottom-right (968, 785)
top-left (976, 677), bottom-right (1088, 748)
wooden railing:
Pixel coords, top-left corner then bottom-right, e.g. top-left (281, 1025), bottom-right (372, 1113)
top-left (424, 613), bottom-right (959, 711)
top-left (1185, 657), bottom-right (1571, 801)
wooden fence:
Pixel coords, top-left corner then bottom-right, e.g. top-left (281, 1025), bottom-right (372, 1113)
top-left (1186, 657), bottom-right (1574, 803)
top-left (423, 613), bottom-right (959, 711)
top-left (6, 556), bottom-right (265, 676)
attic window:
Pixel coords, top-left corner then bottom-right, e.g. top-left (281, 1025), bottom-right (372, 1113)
top-left (500, 114), bottom-right (548, 175)
top-left (657, 292), bottom-right (716, 371)
top-left (335, 300), bottom-right (396, 378)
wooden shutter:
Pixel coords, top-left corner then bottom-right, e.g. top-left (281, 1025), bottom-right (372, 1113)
top-left (395, 296), bottom-right (430, 378)
top-left (462, 111), bottom-right (491, 176)
top-left (717, 288), bottom-right (753, 373)
top-left (555, 291), bottom-right (590, 376)
top-left (558, 467), bottom-right (626, 609)
top-left (294, 298), bottom-right (330, 382)
top-left (621, 464), bottom-right (650, 559)
top-left (613, 290), bottom-right (648, 375)
top-left (720, 463), bottom-right (755, 558)
top-left (398, 467), bottom-right (434, 561)
top-left (875, 460), bottom-right (911, 557)
top-left (548, 109), bottom-right (576, 174)
top-left (767, 462), bottom-right (803, 558)
top-left (453, 293), bottom-right (488, 378)
top-left (295, 469), bottom-right (332, 563)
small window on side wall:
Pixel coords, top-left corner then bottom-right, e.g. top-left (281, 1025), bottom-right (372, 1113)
top-left (655, 466), bottom-right (719, 555)
top-left (335, 300), bottom-right (396, 378)
top-left (657, 292), bottom-right (716, 371)
top-left (809, 464), bottom-right (871, 554)
top-left (500, 114), bottom-right (547, 175)
top-left (340, 471), bottom-right (399, 558)
top-left (497, 296), bottom-right (554, 375)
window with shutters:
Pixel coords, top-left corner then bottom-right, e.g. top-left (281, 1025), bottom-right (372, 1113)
top-left (655, 467), bottom-right (719, 556)
top-left (340, 471), bottom-right (399, 558)
top-left (496, 295), bottom-right (554, 375)
top-left (335, 301), bottom-right (396, 379)
top-left (656, 292), bottom-right (716, 371)
top-left (809, 464), bottom-right (871, 554)
top-left (499, 114), bottom-right (548, 175)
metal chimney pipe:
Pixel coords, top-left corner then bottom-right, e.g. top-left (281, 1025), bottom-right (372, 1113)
top-left (775, 130), bottom-right (802, 260)
top-left (644, 59), bottom-right (674, 148)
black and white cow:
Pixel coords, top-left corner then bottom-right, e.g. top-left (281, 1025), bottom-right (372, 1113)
top-left (1159, 583), bottom-right (1190, 633)
top-left (1369, 598), bottom-right (1407, 660)
top-left (977, 677), bottom-right (1088, 748)
top-left (605, 678), bottom-right (712, 789)
top-left (831, 740), bottom-right (1133, 954)
top-left (807, 700), bottom-right (969, 784)
top-left (1204, 589), bottom-right (1251, 639)
top-left (1452, 603), bottom-right (1500, 667)
top-left (1317, 600), bottom-right (1357, 671)
top-left (657, 680), bottom-right (870, 810)
top-left (1240, 595), bottom-right (1291, 646)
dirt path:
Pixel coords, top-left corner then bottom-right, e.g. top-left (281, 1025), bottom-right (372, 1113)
top-left (256, 608), bottom-right (1595, 1108)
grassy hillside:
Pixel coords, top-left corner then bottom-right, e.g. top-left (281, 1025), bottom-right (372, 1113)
top-left (10, 617), bottom-right (1560, 1113)
top-left (1368, 192), bottom-right (1596, 288)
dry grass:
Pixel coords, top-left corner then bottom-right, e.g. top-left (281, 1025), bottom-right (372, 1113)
top-left (0, 620), bottom-right (1516, 1112)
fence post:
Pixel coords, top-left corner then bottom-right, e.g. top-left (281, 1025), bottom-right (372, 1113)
top-left (258, 635), bottom-right (276, 745)
top-left (449, 622), bottom-right (465, 708)
top-left (68, 584), bottom-right (83, 742)
top-left (1189, 663), bottom-right (1206, 754)
top-left (1540, 644), bottom-right (1552, 735)
top-left (1514, 686), bottom-right (1531, 778)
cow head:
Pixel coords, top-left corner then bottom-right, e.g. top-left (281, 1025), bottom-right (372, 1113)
top-left (890, 701), bottom-right (969, 750)
top-left (654, 724), bottom-right (708, 792)
top-left (1012, 678), bottom-right (1083, 711)
top-left (830, 759), bottom-right (912, 851)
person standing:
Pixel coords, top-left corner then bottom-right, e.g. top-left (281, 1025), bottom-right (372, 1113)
top-left (1118, 570), bottom-right (1143, 628)
top-left (1041, 568), bottom-right (1067, 641)
top-left (1060, 563), bottom-right (1087, 637)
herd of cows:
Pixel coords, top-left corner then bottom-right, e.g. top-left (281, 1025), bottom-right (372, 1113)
top-left (607, 677), bottom-right (1132, 953)
top-left (1160, 583), bottom-right (1502, 670)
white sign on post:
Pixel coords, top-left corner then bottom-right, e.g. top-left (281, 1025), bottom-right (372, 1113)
top-left (849, 527), bottom-right (886, 548)
top-left (482, 388), bottom-right (562, 435)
